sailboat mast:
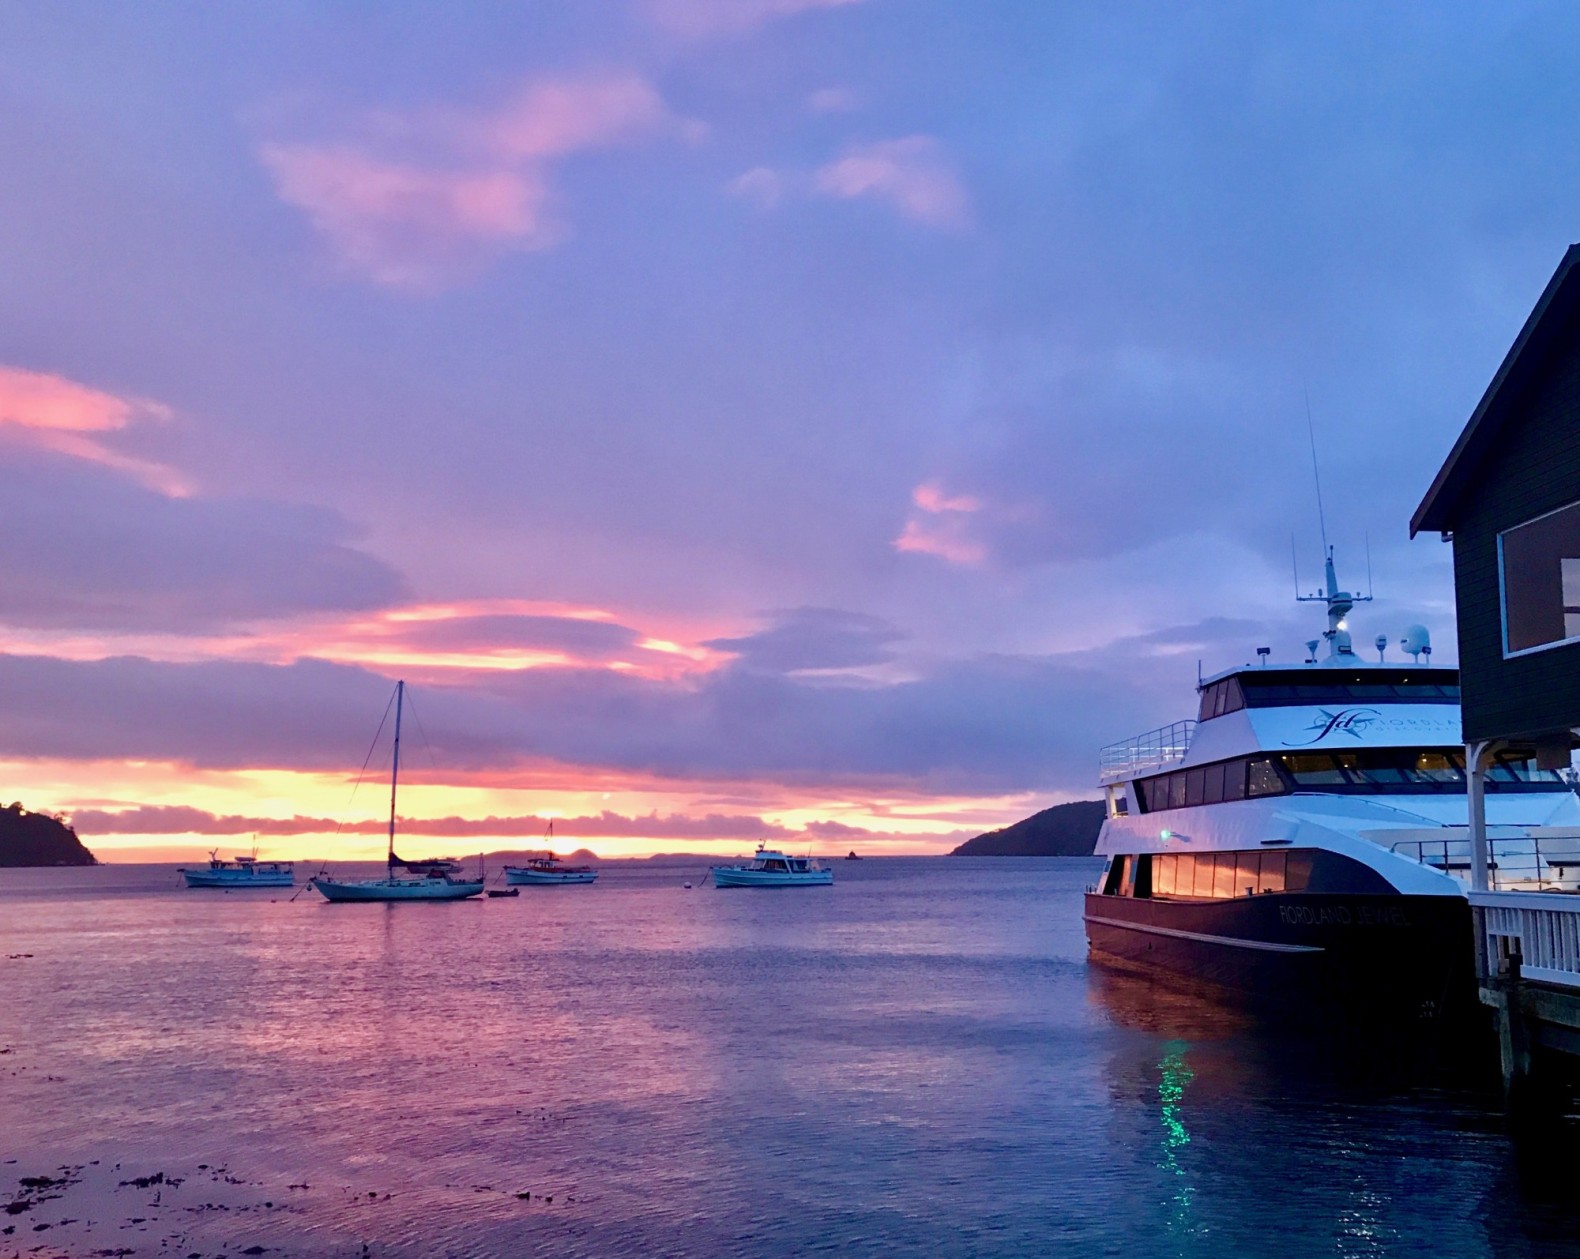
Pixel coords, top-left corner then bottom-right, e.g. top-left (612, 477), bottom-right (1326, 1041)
top-left (388, 680), bottom-right (404, 873)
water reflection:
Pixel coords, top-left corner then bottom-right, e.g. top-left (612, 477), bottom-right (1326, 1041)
top-left (1086, 963), bottom-right (1580, 1258)
top-left (1155, 1041), bottom-right (1197, 1246)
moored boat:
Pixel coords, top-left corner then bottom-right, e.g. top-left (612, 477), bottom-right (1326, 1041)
top-left (1083, 550), bottom-right (1580, 1021)
top-left (311, 681), bottom-right (485, 904)
top-left (180, 850), bottom-right (294, 888)
top-left (712, 844), bottom-right (833, 888)
top-left (504, 854), bottom-right (597, 885)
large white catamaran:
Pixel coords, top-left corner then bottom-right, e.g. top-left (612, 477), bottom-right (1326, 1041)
top-left (311, 681), bottom-right (485, 903)
top-left (1084, 551), bottom-right (1580, 1019)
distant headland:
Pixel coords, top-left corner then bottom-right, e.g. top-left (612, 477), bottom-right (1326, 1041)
top-left (0, 803), bottom-right (99, 867)
top-left (950, 800), bottom-right (1105, 856)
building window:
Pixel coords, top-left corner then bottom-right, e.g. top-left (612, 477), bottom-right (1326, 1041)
top-left (1500, 500), bottom-right (1580, 655)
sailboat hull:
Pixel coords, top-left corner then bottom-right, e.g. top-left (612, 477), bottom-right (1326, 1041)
top-left (311, 877), bottom-right (484, 902)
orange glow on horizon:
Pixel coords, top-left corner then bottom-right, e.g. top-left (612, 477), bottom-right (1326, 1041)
top-left (3, 755), bottom-right (1042, 864)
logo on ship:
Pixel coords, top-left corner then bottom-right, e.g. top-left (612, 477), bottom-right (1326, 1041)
top-left (1283, 707), bottom-right (1381, 746)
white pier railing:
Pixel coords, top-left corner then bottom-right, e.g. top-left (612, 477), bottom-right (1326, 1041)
top-left (1475, 890), bottom-right (1580, 990)
top-left (1099, 720), bottom-right (1196, 782)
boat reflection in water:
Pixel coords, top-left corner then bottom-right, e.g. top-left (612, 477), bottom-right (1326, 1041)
top-left (1083, 965), bottom-right (1529, 1256)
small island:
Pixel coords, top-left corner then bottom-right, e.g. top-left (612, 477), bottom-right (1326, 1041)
top-left (0, 802), bottom-right (99, 867)
top-left (950, 799), bottom-right (1105, 857)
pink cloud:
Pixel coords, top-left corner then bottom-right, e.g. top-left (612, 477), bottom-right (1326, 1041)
top-left (814, 135), bottom-right (972, 229)
top-left (912, 482), bottom-right (980, 514)
top-left (484, 73), bottom-right (679, 160)
top-left (893, 480), bottom-right (986, 564)
top-left (644, 0), bottom-right (866, 38)
top-left (0, 366), bottom-right (181, 493)
top-left (262, 144), bottom-right (554, 288)
top-left (263, 72), bottom-right (691, 288)
top-left (893, 518), bottom-right (986, 565)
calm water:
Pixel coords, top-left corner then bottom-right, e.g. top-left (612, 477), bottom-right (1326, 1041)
top-left (2, 857), bottom-right (1577, 1257)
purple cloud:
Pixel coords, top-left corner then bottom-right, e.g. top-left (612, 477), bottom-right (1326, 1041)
top-left (0, 447), bottom-right (405, 632)
top-left (703, 607), bottom-right (904, 673)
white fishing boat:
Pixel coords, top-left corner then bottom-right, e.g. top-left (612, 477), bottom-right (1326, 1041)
top-left (503, 823), bottom-right (597, 884)
top-left (711, 844), bottom-right (833, 888)
top-left (311, 681), bottom-right (485, 903)
top-left (504, 854), bottom-right (597, 885)
top-left (180, 850), bottom-right (294, 888)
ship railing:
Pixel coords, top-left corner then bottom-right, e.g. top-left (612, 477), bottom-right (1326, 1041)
top-left (1099, 720), bottom-right (1196, 782)
top-left (1389, 834), bottom-right (1580, 894)
top-left (1474, 892), bottom-right (1580, 990)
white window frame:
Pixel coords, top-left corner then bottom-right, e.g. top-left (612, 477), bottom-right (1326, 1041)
top-left (1499, 497), bottom-right (1580, 658)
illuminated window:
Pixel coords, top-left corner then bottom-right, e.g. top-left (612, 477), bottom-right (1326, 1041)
top-left (1501, 500), bottom-right (1580, 654)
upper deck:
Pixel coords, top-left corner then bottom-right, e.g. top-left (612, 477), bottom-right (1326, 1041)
top-left (1099, 664), bottom-right (1463, 783)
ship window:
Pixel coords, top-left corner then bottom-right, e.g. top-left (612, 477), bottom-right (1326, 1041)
top-left (1185, 768), bottom-right (1206, 807)
top-left (1103, 855), bottom-right (1128, 896)
top-left (1235, 852), bottom-right (1260, 897)
top-left (1133, 854), bottom-right (1153, 898)
top-left (1211, 683), bottom-right (1228, 718)
top-left (1193, 854), bottom-right (1216, 897)
top-left (1281, 753), bottom-right (1349, 786)
top-left (1198, 682), bottom-right (1216, 722)
top-left (1237, 675), bottom-right (1460, 705)
top-left (1488, 749), bottom-right (1569, 783)
top-left (1259, 851), bottom-right (1286, 893)
top-left (1247, 759), bottom-right (1283, 797)
top-left (1285, 851), bottom-right (1313, 893)
top-left (1155, 853), bottom-right (1176, 895)
top-left (1202, 762), bottom-right (1226, 805)
top-left (1222, 760), bottom-right (1248, 801)
top-left (1417, 751), bottom-right (1463, 781)
top-left (1168, 774), bottom-right (1187, 810)
top-left (1212, 854), bottom-right (1236, 898)
top-left (1500, 500), bottom-right (1580, 654)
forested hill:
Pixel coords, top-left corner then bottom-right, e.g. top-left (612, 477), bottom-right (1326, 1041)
top-left (0, 803), bottom-right (99, 867)
top-left (950, 800), bottom-right (1106, 856)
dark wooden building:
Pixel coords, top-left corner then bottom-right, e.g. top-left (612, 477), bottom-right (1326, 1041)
top-left (1416, 246), bottom-right (1580, 1115)
top-left (1413, 243), bottom-right (1580, 758)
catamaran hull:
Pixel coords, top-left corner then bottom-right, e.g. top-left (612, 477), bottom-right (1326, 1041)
top-left (311, 878), bottom-right (485, 902)
top-left (711, 869), bottom-right (833, 888)
top-left (182, 871), bottom-right (294, 888)
top-left (504, 868), bottom-right (597, 885)
top-left (1083, 891), bottom-right (1473, 1021)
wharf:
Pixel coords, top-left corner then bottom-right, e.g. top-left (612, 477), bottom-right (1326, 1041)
top-left (1473, 890), bottom-right (1580, 1124)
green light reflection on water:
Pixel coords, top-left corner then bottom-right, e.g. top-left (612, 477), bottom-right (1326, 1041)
top-left (1157, 1038), bottom-right (1198, 1244)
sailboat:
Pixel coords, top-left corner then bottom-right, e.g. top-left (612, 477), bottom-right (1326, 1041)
top-left (311, 681), bottom-right (486, 903)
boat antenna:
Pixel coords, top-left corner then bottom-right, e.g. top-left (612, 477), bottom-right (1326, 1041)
top-left (388, 680), bottom-right (405, 877)
top-left (1365, 531), bottom-right (1374, 599)
top-left (1305, 389), bottom-right (1329, 555)
top-left (1290, 533), bottom-right (1302, 600)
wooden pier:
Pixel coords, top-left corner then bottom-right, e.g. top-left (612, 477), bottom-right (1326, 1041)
top-left (1474, 890), bottom-right (1580, 1123)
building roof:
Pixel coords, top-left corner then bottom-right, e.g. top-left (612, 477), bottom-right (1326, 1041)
top-left (1412, 243), bottom-right (1580, 536)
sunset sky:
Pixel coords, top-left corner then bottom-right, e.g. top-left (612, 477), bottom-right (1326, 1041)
top-left (5, 2), bottom-right (1580, 860)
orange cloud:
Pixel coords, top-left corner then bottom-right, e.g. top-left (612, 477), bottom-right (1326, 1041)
top-left (814, 135), bottom-right (972, 230)
top-left (0, 365), bottom-right (181, 493)
top-left (264, 72), bottom-right (694, 288)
